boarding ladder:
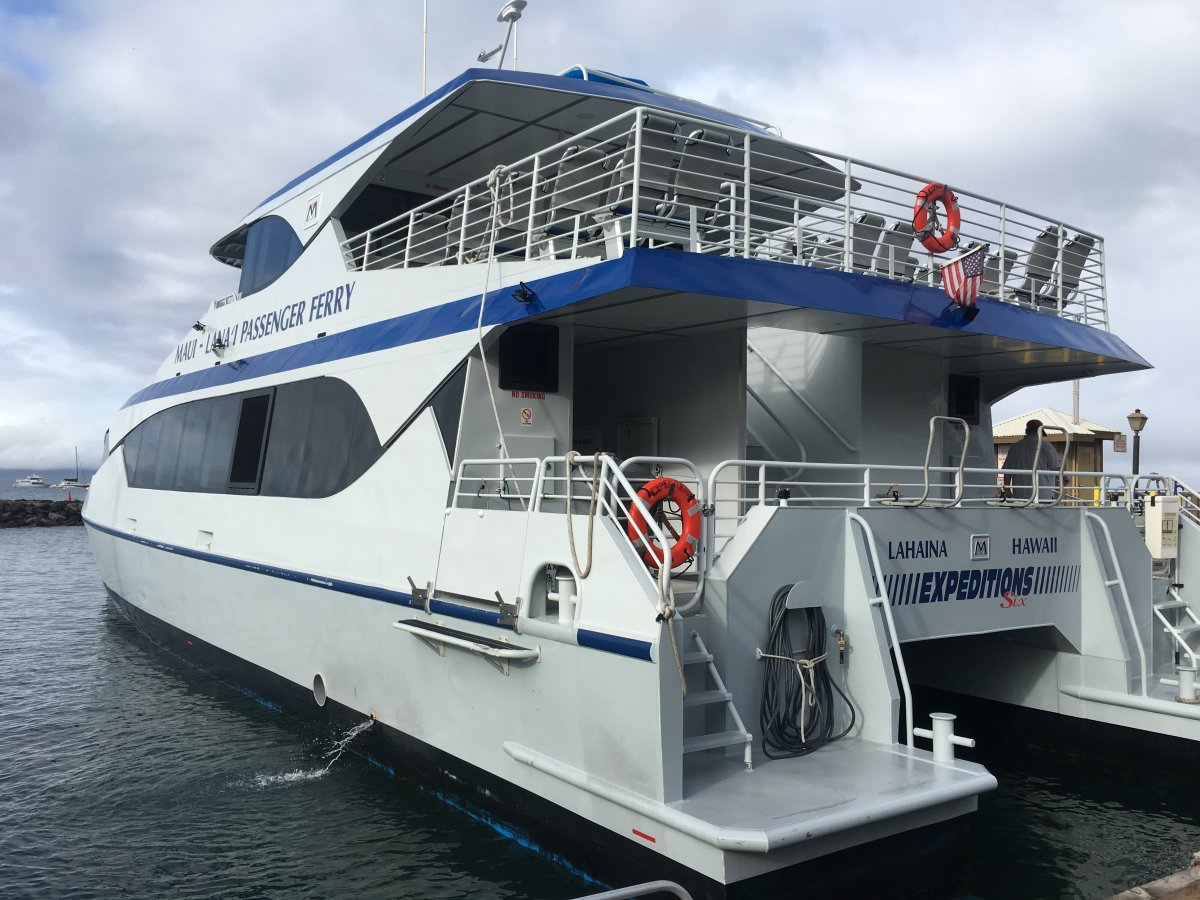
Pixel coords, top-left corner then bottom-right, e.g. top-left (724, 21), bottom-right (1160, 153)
top-left (680, 630), bottom-right (753, 770)
top-left (1153, 586), bottom-right (1200, 669)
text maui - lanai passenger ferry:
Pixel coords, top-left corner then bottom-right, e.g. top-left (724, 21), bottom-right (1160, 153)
top-left (84, 65), bottom-right (1199, 897)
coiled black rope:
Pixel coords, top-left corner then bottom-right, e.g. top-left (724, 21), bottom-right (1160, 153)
top-left (759, 584), bottom-right (855, 759)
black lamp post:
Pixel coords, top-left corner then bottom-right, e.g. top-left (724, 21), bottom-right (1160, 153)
top-left (1127, 408), bottom-right (1148, 477)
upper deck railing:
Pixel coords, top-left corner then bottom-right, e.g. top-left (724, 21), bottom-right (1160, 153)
top-left (340, 106), bottom-right (1108, 329)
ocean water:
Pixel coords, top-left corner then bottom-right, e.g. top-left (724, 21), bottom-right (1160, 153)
top-left (2, 524), bottom-right (1200, 899)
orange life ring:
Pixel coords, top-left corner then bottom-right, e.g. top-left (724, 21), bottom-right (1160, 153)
top-left (625, 477), bottom-right (702, 570)
top-left (912, 182), bottom-right (961, 254)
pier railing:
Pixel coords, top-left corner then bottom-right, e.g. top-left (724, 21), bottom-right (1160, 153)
top-left (340, 106), bottom-right (1108, 328)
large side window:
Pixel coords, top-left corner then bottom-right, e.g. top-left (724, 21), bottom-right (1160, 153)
top-left (120, 377), bottom-right (380, 498)
top-left (227, 393), bottom-right (273, 490)
top-left (260, 378), bottom-right (381, 498)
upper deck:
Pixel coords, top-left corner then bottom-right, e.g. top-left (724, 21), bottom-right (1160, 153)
top-left (211, 70), bottom-right (1108, 330)
top-left (303, 69), bottom-right (1109, 330)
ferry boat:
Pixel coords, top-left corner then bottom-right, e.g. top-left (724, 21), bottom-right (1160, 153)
top-left (83, 62), bottom-right (1193, 897)
top-left (14, 474), bottom-right (47, 488)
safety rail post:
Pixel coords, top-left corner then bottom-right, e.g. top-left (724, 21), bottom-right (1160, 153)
top-left (1056, 223), bottom-right (1065, 313)
top-left (524, 152), bottom-right (541, 261)
top-left (361, 231), bottom-right (371, 272)
top-left (629, 112), bottom-right (643, 249)
top-left (1098, 238), bottom-right (1109, 330)
top-left (402, 210), bottom-right (416, 268)
top-left (862, 468), bottom-right (871, 506)
top-left (1084, 511), bottom-right (1149, 696)
top-left (997, 204), bottom-right (1007, 299)
top-left (848, 513), bottom-right (914, 748)
top-left (742, 133), bottom-right (752, 259)
top-left (456, 185), bottom-right (471, 265)
top-left (843, 158), bottom-right (853, 271)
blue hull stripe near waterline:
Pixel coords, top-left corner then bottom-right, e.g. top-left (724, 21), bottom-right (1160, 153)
top-left (124, 249), bottom-right (1149, 410)
top-left (83, 516), bottom-right (654, 662)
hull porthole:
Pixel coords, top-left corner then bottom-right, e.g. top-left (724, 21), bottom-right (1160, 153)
top-left (313, 673), bottom-right (327, 707)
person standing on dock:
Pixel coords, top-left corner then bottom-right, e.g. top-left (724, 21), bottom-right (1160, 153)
top-left (1002, 419), bottom-right (1062, 502)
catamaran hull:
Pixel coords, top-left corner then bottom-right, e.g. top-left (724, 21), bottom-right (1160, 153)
top-left (86, 517), bottom-right (984, 898)
top-left (99, 577), bottom-right (979, 899)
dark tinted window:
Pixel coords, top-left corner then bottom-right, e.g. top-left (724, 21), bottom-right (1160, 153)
top-left (228, 394), bottom-right (273, 487)
top-left (260, 379), bottom-right (381, 497)
top-left (120, 377), bottom-right (380, 498)
top-left (499, 323), bottom-right (559, 392)
top-left (238, 216), bottom-right (303, 296)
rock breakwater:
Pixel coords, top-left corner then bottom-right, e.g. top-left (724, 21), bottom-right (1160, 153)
top-left (1, 499), bottom-right (84, 528)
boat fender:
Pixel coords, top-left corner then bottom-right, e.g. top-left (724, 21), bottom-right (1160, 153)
top-left (626, 477), bottom-right (702, 570)
top-left (912, 182), bottom-right (961, 254)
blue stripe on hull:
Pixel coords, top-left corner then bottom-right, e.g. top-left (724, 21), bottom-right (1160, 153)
top-left (84, 516), bottom-right (654, 662)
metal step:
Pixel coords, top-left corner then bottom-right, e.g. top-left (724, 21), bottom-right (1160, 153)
top-left (1175, 622), bottom-right (1200, 639)
top-left (683, 730), bottom-right (752, 754)
top-left (681, 650), bottom-right (712, 666)
top-left (1156, 599), bottom-right (1189, 611)
top-left (683, 689), bottom-right (732, 708)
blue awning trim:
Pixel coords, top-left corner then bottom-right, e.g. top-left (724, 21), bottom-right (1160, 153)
top-left (125, 250), bottom-right (1148, 411)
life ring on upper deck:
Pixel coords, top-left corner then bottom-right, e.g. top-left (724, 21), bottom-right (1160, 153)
top-left (626, 477), bottom-right (703, 570)
top-left (912, 183), bottom-right (961, 254)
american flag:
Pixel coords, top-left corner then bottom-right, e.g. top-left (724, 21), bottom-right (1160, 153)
top-left (941, 243), bottom-right (987, 307)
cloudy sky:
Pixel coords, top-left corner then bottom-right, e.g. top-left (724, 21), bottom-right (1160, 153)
top-left (1, 0), bottom-right (1197, 484)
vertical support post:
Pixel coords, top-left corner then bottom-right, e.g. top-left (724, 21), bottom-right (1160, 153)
top-left (863, 468), bottom-right (871, 506)
top-left (1098, 238), bottom-right (1109, 330)
top-left (997, 204), bottom-right (1007, 299)
top-left (1056, 223), bottom-right (1065, 313)
top-left (457, 186), bottom-right (471, 265)
top-left (743, 133), bottom-right (752, 259)
top-left (843, 158), bottom-right (853, 271)
top-left (362, 231), bottom-right (371, 272)
top-left (629, 113), bottom-right (643, 250)
top-left (758, 464), bottom-right (767, 506)
top-left (525, 154), bottom-right (540, 261)
top-left (403, 211), bottom-right (416, 268)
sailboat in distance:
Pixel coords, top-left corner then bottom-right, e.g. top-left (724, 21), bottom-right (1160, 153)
top-left (52, 447), bottom-right (90, 490)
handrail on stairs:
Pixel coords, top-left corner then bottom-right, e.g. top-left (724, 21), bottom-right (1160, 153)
top-left (1084, 511), bottom-right (1149, 696)
top-left (847, 512), bottom-right (914, 747)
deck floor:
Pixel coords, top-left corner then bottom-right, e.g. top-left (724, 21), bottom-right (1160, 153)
top-left (674, 739), bottom-right (994, 833)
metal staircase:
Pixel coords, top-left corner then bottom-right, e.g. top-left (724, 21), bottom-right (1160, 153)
top-left (1153, 585), bottom-right (1200, 668)
top-left (680, 630), bottom-right (753, 770)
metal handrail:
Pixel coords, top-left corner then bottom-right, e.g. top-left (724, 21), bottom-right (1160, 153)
top-left (848, 513), bottom-right (914, 748)
top-left (536, 454), bottom-right (676, 608)
top-left (1084, 511), bottom-right (1149, 696)
top-left (880, 416), bottom-right (969, 508)
top-left (618, 456), bottom-right (708, 613)
top-left (335, 99), bottom-right (1108, 326)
